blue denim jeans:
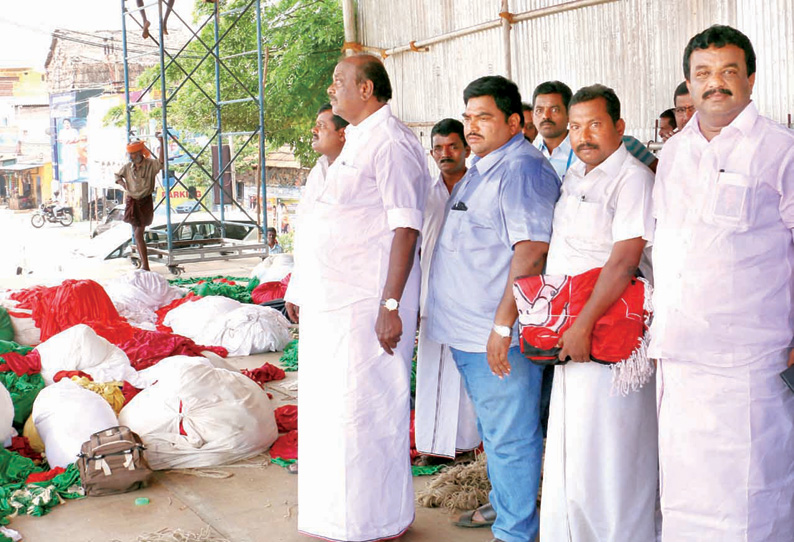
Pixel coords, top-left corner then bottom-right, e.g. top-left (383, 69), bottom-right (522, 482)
top-left (451, 346), bottom-right (544, 542)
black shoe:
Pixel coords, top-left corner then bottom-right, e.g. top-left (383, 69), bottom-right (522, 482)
top-left (453, 502), bottom-right (496, 528)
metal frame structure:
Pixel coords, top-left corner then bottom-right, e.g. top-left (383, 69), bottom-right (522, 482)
top-left (120, 0), bottom-right (268, 274)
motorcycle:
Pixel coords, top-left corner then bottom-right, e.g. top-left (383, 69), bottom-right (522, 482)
top-left (30, 203), bottom-right (74, 228)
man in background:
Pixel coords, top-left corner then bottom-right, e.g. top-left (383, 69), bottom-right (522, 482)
top-left (521, 102), bottom-right (538, 143)
top-left (115, 134), bottom-right (164, 272)
top-left (415, 118), bottom-right (480, 464)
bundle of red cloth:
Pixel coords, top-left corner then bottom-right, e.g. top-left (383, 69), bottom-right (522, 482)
top-left (513, 267), bottom-right (654, 395)
top-left (513, 267), bottom-right (650, 364)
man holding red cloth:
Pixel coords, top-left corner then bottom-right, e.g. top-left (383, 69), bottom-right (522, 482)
top-left (115, 135), bottom-right (164, 271)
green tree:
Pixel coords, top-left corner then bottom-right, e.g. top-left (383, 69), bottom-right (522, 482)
top-left (136, 0), bottom-right (343, 167)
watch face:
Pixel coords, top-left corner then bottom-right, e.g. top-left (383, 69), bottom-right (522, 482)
top-left (384, 298), bottom-right (399, 310)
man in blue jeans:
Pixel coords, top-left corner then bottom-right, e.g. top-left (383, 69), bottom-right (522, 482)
top-left (424, 75), bottom-right (560, 542)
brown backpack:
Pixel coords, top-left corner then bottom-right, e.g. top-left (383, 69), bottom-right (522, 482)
top-left (77, 426), bottom-right (153, 497)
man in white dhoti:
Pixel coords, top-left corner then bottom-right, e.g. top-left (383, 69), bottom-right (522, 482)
top-left (539, 84), bottom-right (657, 542)
top-left (289, 55), bottom-right (430, 542)
top-left (651, 25), bottom-right (794, 542)
top-left (415, 118), bottom-right (480, 461)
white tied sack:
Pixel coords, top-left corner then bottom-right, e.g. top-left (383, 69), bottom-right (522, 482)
top-left (103, 270), bottom-right (185, 329)
top-left (0, 386), bottom-right (15, 446)
top-left (119, 359), bottom-right (278, 470)
top-left (250, 254), bottom-right (294, 284)
top-left (164, 296), bottom-right (291, 356)
top-left (0, 298), bottom-right (40, 347)
top-left (33, 379), bottom-right (119, 468)
top-left (36, 324), bottom-right (139, 386)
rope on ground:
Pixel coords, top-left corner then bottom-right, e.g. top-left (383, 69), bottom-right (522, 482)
top-left (133, 527), bottom-right (230, 542)
top-left (165, 469), bottom-right (234, 479)
top-left (415, 452), bottom-right (490, 511)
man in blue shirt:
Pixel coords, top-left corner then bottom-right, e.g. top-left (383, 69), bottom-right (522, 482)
top-left (425, 76), bottom-right (560, 542)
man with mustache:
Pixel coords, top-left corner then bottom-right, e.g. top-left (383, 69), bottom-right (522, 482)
top-left (532, 81), bottom-right (577, 182)
top-left (293, 55), bottom-right (430, 542)
top-left (652, 25), bottom-right (794, 541)
top-left (425, 75), bottom-right (559, 542)
top-left (285, 103), bottom-right (347, 326)
top-left (415, 119), bottom-right (480, 464)
top-left (539, 84), bottom-right (657, 542)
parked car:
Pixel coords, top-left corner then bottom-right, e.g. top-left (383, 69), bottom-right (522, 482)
top-left (174, 200), bottom-right (201, 214)
top-left (98, 213), bottom-right (259, 260)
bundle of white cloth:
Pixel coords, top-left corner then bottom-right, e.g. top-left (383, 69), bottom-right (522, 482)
top-left (163, 296), bottom-right (291, 356)
top-left (119, 357), bottom-right (278, 469)
top-left (36, 324), bottom-right (139, 386)
top-left (103, 270), bottom-right (185, 329)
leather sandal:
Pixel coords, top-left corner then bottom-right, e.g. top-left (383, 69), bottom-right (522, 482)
top-left (453, 502), bottom-right (496, 528)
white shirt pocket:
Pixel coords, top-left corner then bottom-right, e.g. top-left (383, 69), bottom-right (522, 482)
top-left (318, 161), bottom-right (360, 205)
top-left (703, 171), bottom-right (757, 231)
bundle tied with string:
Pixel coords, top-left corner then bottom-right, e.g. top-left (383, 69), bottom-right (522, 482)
top-left (415, 452), bottom-right (490, 510)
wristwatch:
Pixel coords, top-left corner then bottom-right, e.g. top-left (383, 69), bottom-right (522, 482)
top-left (380, 298), bottom-right (400, 311)
top-left (492, 324), bottom-right (512, 338)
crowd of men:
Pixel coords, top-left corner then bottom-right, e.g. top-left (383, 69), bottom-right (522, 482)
top-left (283, 24), bottom-right (794, 542)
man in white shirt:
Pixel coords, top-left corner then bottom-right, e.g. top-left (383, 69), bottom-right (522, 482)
top-left (292, 55), bottom-right (430, 542)
top-left (285, 103), bottom-right (347, 324)
top-left (532, 81), bottom-right (577, 181)
top-left (415, 118), bottom-right (480, 462)
top-left (652, 25), bottom-right (794, 542)
top-left (539, 84), bottom-right (657, 542)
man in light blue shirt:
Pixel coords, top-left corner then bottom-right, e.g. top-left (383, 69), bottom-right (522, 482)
top-left (425, 75), bottom-right (560, 542)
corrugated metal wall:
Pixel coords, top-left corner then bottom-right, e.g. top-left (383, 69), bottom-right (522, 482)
top-left (356, 0), bottom-right (793, 146)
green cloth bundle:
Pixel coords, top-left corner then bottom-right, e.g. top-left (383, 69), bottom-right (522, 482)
top-left (0, 372), bottom-right (44, 426)
top-left (279, 340), bottom-right (298, 372)
top-left (0, 450), bottom-right (83, 524)
top-left (170, 275), bottom-right (260, 304)
top-left (0, 310), bottom-right (12, 343)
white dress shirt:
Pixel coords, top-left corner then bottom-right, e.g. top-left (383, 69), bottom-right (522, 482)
top-left (546, 143), bottom-right (654, 277)
top-left (650, 102), bottom-right (794, 364)
top-left (293, 104), bottom-right (430, 312)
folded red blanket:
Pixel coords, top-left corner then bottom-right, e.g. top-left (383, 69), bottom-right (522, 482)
top-left (513, 267), bottom-right (653, 395)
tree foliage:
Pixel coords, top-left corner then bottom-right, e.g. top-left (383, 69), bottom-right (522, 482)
top-left (136, 0), bottom-right (343, 167)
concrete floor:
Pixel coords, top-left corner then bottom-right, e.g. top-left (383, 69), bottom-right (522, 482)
top-left (10, 350), bottom-right (493, 542)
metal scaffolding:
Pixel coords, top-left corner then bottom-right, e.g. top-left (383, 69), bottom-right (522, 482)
top-left (120, 0), bottom-right (268, 275)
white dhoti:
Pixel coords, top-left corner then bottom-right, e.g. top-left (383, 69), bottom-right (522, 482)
top-left (297, 299), bottom-right (417, 542)
top-left (414, 318), bottom-right (480, 457)
top-left (540, 362), bottom-right (658, 542)
top-left (657, 352), bottom-right (794, 542)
